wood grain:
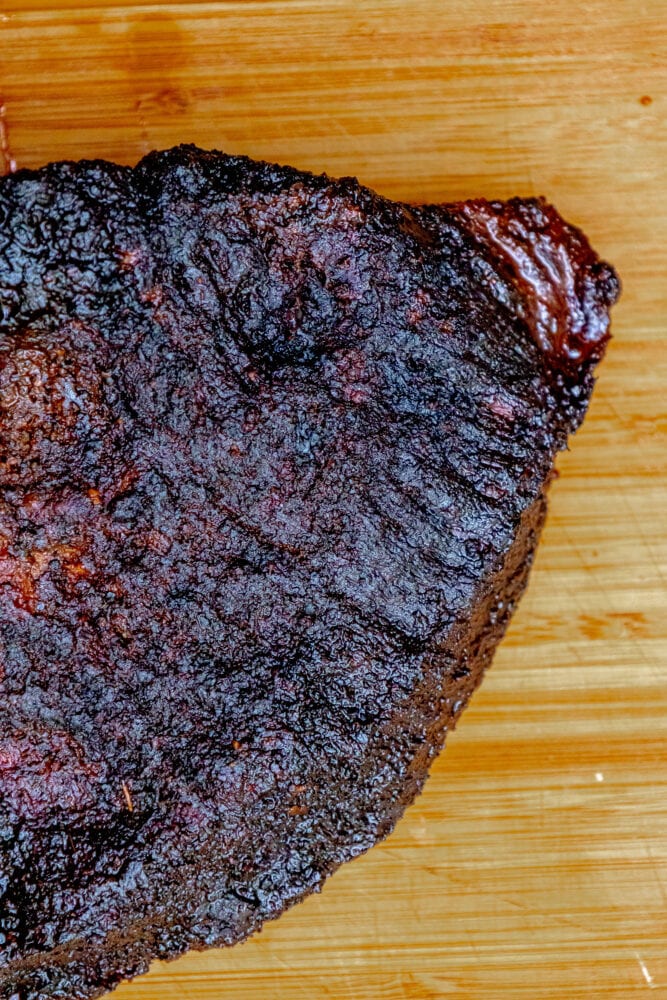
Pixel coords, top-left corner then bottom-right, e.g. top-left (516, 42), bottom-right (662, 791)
top-left (1, 2), bottom-right (666, 997)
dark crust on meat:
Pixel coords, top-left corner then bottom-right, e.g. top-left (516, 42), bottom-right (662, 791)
top-left (0, 146), bottom-right (618, 1000)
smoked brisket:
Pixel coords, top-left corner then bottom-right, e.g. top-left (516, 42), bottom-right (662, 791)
top-left (0, 146), bottom-right (619, 999)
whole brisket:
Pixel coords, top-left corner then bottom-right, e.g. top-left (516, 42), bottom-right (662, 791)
top-left (0, 146), bottom-right (618, 999)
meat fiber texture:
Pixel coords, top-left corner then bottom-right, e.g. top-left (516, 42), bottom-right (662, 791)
top-left (0, 146), bottom-right (619, 999)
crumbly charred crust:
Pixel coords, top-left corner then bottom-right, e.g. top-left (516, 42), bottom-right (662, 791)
top-left (0, 146), bottom-right (618, 1000)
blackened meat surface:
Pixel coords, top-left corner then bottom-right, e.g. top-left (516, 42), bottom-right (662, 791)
top-left (0, 146), bottom-right (618, 999)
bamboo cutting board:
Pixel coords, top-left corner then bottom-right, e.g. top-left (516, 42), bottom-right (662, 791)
top-left (1, 2), bottom-right (666, 997)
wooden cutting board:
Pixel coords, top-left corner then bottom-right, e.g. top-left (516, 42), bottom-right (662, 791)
top-left (1, 2), bottom-right (665, 997)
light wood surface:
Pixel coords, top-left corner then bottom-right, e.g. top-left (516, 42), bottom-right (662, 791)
top-left (1, 2), bottom-right (666, 997)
